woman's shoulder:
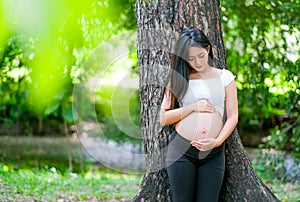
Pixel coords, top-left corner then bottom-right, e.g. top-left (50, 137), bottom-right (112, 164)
top-left (218, 68), bottom-right (236, 86)
top-left (217, 68), bottom-right (235, 76)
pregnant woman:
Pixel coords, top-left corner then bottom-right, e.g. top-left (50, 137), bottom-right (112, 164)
top-left (160, 28), bottom-right (238, 202)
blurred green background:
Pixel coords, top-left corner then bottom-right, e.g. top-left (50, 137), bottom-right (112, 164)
top-left (0, 0), bottom-right (299, 201)
top-left (0, 0), bottom-right (298, 153)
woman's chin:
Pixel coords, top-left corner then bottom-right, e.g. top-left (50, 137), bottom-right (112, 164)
top-left (194, 66), bottom-right (204, 71)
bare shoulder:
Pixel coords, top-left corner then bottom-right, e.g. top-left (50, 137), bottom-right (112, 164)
top-left (213, 67), bottom-right (223, 75)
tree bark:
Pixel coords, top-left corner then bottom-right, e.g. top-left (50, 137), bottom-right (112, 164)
top-left (134, 0), bottom-right (280, 201)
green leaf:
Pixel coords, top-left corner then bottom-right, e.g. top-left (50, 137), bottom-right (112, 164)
top-left (44, 103), bottom-right (60, 116)
top-left (62, 105), bottom-right (74, 123)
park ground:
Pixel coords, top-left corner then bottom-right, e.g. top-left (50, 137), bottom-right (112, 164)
top-left (0, 136), bottom-right (299, 202)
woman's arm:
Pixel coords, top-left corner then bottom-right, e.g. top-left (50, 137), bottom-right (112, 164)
top-left (159, 96), bottom-right (194, 126)
top-left (159, 90), bottom-right (216, 126)
top-left (215, 80), bottom-right (239, 147)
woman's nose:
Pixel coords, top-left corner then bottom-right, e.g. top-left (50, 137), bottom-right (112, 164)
top-left (195, 57), bottom-right (201, 65)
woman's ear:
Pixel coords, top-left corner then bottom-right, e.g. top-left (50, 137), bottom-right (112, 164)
top-left (207, 45), bottom-right (210, 53)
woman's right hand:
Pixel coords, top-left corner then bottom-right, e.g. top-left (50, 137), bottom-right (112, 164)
top-left (192, 99), bottom-right (215, 113)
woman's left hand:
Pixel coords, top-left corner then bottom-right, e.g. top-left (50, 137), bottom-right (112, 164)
top-left (191, 138), bottom-right (217, 151)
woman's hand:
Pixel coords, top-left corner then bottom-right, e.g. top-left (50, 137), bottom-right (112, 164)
top-left (192, 99), bottom-right (215, 113)
top-left (191, 138), bottom-right (217, 151)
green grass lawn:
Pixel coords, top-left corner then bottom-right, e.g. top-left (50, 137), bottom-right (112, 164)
top-left (0, 136), bottom-right (299, 201)
top-left (0, 164), bottom-right (142, 201)
top-left (0, 136), bottom-right (143, 201)
top-left (1, 164), bottom-right (299, 202)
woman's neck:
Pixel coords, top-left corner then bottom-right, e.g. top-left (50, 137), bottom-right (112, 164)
top-left (190, 66), bottom-right (213, 79)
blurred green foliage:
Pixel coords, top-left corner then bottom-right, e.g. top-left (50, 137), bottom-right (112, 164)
top-left (221, 0), bottom-right (300, 155)
top-left (0, 0), bottom-right (137, 136)
top-left (95, 84), bottom-right (141, 144)
top-left (0, 0), bottom-right (299, 156)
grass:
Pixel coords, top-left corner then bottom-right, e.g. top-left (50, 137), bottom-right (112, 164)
top-left (250, 148), bottom-right (300, 202)
top-left (0, 136), bottom-right (299, 201)
top-left (266, 181), bottom-right (300, 202)
top-left (0, 136), bottom-right (143, 201)
top-left (252, 160), bottom-right (300, 202)
top-left (1, 164), bottom-right (299, 202)
top-left (0, 164), bottom-right (142, 201)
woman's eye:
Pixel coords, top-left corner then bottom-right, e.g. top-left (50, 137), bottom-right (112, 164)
top-left (188, 58), bottom-right (194, 61)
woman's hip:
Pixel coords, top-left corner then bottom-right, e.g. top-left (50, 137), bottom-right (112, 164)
top-left (166, 130), bottom-right (224, 163)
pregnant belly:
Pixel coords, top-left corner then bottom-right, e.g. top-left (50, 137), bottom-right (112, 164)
top-left (175, 112), bottom-right (223, 142)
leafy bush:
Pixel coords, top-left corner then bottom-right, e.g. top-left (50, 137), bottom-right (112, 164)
top-left (222, 1), bottom-right (300, 153)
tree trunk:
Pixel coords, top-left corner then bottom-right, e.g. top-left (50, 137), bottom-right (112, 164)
top-left (134, 0), bottom-right (280, 201)
top-left (38, 113), bottom-right (43, 134)
top-left (63, 114), bottom-right (73, 173)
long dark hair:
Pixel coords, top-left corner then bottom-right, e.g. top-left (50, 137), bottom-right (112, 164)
top-left (166, 28), bottom-right (214, 109)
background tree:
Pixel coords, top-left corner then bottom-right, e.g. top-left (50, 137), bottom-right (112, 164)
top-left (0, 0), bottom-right (298, 185)
top-left (134, 0), bottom-right (280, 201)
top-left (1, 0), bottom-right (298, 155)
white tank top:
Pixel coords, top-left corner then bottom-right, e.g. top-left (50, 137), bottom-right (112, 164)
top-left (179, 69), bottom-right (235, 116)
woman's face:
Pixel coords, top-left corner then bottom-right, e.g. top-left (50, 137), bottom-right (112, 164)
top-left (187, 46), bottom-right (209, 72)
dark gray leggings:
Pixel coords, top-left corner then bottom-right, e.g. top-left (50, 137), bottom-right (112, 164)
top-left (166, 131), bottom-right (225, 202)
